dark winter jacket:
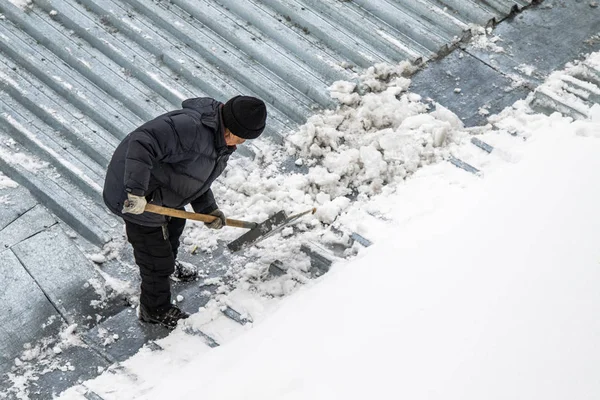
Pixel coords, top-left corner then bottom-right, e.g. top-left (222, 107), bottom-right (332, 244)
top-left (103, 97), bottom-right (236, 226)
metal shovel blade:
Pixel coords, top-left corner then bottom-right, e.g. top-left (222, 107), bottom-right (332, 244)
top-left (227, 211), bottom-right (288, 252)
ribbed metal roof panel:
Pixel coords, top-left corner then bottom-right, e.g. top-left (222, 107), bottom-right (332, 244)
top-left (0, 0), bottom-right (533, 244)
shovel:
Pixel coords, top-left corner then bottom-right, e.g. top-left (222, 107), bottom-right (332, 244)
top-left (143, 204), bottom-right (316, 252)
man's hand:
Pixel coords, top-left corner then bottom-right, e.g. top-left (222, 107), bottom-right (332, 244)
top-left (205, 209), bottom-right (226, 229)
top-left (122, 193), bottom-right (147, 215)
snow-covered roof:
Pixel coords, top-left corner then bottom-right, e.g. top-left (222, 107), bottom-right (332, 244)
top-left (0, 0), bottom-right (534, 245)
top-left (3, 1), bottom-right (600, 397)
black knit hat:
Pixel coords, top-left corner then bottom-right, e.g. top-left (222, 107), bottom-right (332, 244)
top-left (222, 96), bottom-right (267, 140)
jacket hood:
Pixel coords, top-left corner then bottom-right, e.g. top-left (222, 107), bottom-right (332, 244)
top-left (181, 97), bottom-right (222, 115)
top-left (182, 97), bottom-right (229, 150)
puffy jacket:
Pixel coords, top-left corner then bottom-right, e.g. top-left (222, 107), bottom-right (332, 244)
top-left (103, 97), bottom-right (236, 226)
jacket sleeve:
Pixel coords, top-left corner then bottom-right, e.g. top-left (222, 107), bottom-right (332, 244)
top-left (123, 113), bottom-right (195, 196)
top-left (191, 189), bottom-right (218, 214)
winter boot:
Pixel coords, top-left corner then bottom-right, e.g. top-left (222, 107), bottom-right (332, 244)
top-left (171, 260), bottom-right (198, 282)
top-left (137, 304), bottom-right (190, 329)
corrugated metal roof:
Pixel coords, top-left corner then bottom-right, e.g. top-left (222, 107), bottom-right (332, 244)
top-left (0, 0), bottom-right (534, 245)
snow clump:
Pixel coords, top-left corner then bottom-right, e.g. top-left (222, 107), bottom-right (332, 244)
top-left (288, 64), bottom-right (462, 203)
top-left (468, 25), bottom-right (505, 53)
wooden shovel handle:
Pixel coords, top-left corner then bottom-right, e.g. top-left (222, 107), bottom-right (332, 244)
top-left (144, 204), bottom-right (258, 229)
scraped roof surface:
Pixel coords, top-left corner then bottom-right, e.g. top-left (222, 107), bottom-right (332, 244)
top-left (0, 0), bottom-right (533, 244)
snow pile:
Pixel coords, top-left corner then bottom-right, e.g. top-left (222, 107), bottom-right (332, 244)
top-left (289, 63), bottom-right (460, 201)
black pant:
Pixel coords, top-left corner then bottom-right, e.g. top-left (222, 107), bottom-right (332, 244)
top-left (125, 217), bottom-right (186, 313)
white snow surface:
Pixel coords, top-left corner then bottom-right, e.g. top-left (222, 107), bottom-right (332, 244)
top-left (59, 57), bottom-right (600, 399)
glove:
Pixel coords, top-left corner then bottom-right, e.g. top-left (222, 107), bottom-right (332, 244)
top-left (205, 209), bottom-right (226, 230)
top-left (122, 193), bottom-right (147, 215)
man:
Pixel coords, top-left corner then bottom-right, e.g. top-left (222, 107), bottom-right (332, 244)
top-left (103, 96), bottom-right (267, 329)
